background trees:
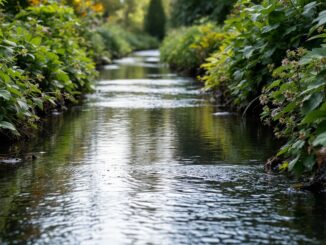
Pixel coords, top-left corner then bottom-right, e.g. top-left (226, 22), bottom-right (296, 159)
top-left (144, 0), bottom-right (166, 40)
top-left (170, 0), bottom-right (236, 27)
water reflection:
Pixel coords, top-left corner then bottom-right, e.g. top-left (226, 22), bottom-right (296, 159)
top-left (0, 50), bottom-right (325, 244)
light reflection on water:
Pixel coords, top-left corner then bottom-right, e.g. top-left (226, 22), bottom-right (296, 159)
top-left (0, 50), bottom-right (326, 244)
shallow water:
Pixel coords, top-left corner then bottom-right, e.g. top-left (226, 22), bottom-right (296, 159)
top-left (0, 50), bottom-right (326, 244)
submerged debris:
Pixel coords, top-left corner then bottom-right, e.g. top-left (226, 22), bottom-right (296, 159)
top-left (0, 158), bottom-right (22, 165)
top-left (213, 112), bottom-right (233, 116)
top-left (265, 156), bottom-right (283, 173)
top-left (0, 153), bottom-right (38, 170)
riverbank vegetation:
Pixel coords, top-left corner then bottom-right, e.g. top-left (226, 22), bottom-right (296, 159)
top-left (0, 0), bottom-right (162, 139)
top-left (160, 24), bottom-right (225, 74)
top-left (161, 0), bottom-right (326, 189)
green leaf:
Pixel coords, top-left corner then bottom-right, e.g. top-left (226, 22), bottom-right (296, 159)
top-left (243, 46), bottom-right (255, 59)
top-left (0, 71), bottom-right (11, 83)
top-left (7, 87), bottom-right (22, 97)
top-left (302, 109), bottom-right (326, 124)
top-left (316, 121), bottom-right (326, 135)
top-left (303, 155), bottom-right (315, 171)
top-left (56, 71), bottom-right (70, 83)
top-left (288, 155), bottom-right (300, 172)
top-left (262, 24), bottom-right (279, 33)
top-left (0, 121), bottom-right (18, 133)
top-left (17, 99), bottom-right (29, 111)
top-left (291, 140), bottom-right (305, 153)
top-left (33, 98), bottom-right (44, 110)
top-left (302, 93), bottom-right (324, 114)
top-left (30, 37), bottom-right (42, 46)
top-left (308, 33), bottom-right (326, 41)
top-left (266, 79), bottom-right (281, 90)
top-left (303, 2), bottom-right (318, 18)
top-left (283, 101), bottom-right (297, 114)
top-left (300, 47), bottom-right (326, 65)
top-left (27, 53), bottom-right (35, 60)
top-left (2, 39), bottom-right (17, 47)
top-left (277, 144), bottom-right (291, 156)
top-left (313, 132), bottom-right (326, 146)
top-left (0, 90), bottom-right (11, 100)
top-left (314, 10), bottom-right (326, 26)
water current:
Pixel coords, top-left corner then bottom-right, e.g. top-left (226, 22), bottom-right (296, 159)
top-left (0, 51), bottom-right (325, 244)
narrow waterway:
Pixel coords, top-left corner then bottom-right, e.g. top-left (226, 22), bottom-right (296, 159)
top-left (0, 51), bottom-right (325, 244)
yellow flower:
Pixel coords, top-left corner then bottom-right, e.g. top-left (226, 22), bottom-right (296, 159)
top-left (91, 3), bottom-right (104, 13)
top-left (85, 0), bottom-right (92, 7)
top-left (29, 0), bottom-right (41, 6)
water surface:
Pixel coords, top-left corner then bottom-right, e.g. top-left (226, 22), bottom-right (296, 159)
top-left (0, 50), bottom-right (325, 244)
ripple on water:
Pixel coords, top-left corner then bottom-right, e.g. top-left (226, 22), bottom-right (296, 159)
top-left (0, 50), bottom-right (324, 245)
top-left (97, 79), bottom-right (192, 86)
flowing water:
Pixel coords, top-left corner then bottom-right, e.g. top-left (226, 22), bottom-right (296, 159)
top-left (0, 51), bottom-right (326, 244)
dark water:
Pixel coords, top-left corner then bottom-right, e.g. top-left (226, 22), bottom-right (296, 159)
top-left (0, 50), bottom-right (326, 244)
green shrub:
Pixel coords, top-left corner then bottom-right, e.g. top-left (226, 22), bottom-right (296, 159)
top-left (16, 4), bottom-right (96, 92)
top-left (260, 17), bottom-right (326, 175)
top-left (0, 3), bottom-right (96, 138)
top-left (202, 0), bottom-right (325, 109)
top-left (96, 23), bottom-right (158, 58)
top-left (76, 15), bottom-right (112, 66)
top-left (200, 0), bottom-right (326, 177)
top-left (123, 31), bottom-right (159, 51)
top-left (96, 24), bottom-right (132, 58)
top-left (0, 2), bottom-right (157, 139)
top-left (160, 23), bottom-right (225, 73)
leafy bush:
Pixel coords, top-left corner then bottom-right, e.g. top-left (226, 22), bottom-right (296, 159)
top-left (122, 31), bottom-right (159, 51)
top-left (96, 23), bottom-right (159, 58)
top-left (260, 15), bottom-right (326, 175)
top-left (0, 3), bottom-right (96, 138)
top-left (201, 0), bottom-right (326, 178)
top-left (202, 0), bottom-right (325, 109)
top-left (0, 2), bottom-right (158, 139)
top-left (16, 4), bottom-right (96, 92)
top-left (160, 23), bottom-right (225, 73)
top-left (78, 15), bottom-right (112, 65)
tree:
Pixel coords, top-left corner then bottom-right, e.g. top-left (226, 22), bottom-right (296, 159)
top-left (144, 0), bottom-right (166, 40)
top-left (170, 0), bottom-right (236, 27)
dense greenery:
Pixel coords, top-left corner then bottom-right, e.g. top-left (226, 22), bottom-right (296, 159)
top-left (202, 0), bottom-right (326, 177)
top-left (203, 0), bottom-right (324, 109)
top-left (170, 0), bottom-right (236, 27)
top-left (260, 25), bottom-right (326, 176)
top-left (0, 0), bottom-right (159, 139)
top-left (96, 23), bottom-right (158, 59)
top-left (160, 24), bottom-right (225, 73)
top-left (0, 3), bottom-right (96, 138)
top-left (161, 0), bottom-right (326, 184)
top-left (144, 0), bottom-right (166, 40)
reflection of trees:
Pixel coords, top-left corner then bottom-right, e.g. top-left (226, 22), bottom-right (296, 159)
top-left (173, 106), bottom-right (278, 164)
top-left (0, 109), bottom-right (97, 242)
top-left (127, 109), bottom-right (174, 165)
top-left (275, 193), bottom-right (326, 243)
top-left (0, 53), bottom-right (282, 243)
top-left (100, 63), bottom-right (169, 80)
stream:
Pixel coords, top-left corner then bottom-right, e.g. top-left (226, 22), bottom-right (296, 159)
top-left (0, 50), bottom-right (326, 244)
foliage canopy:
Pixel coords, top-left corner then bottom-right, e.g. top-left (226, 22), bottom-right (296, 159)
top-left (170, 0), bottom-right (236, 27)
